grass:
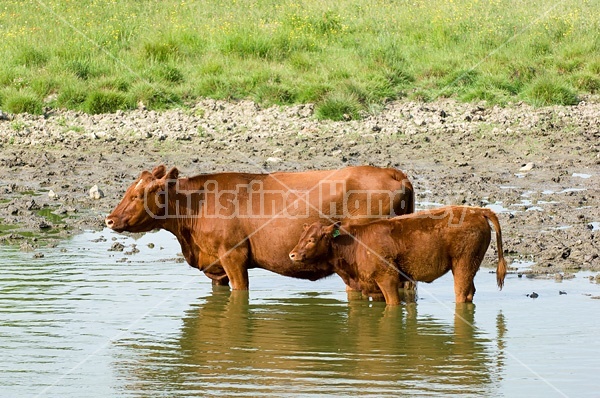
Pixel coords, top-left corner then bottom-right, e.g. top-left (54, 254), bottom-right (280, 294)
top-left (0, 0), bottom-right (598, 119)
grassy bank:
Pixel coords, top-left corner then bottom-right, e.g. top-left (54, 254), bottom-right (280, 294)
top-left (1, 0), bottom-right (598, 119)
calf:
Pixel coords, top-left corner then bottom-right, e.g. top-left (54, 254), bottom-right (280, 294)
top-left (289, 206), bottom-right (507, 305)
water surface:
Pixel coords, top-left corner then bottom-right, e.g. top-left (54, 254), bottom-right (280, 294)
top-left (1, 230), bottom-right (599, 397)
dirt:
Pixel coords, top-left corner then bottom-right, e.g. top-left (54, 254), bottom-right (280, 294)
top-left (0, 98), bottom-right (598, 273)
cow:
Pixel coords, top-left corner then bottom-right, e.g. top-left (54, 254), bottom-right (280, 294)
top-left (105, 165), bottom-right (414, 290)
top-left (288, 206), bottom-right (507, 305)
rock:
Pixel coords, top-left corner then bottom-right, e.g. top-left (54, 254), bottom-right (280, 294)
top-left (48, 190), bottom-right (58, 199)
top-left (20, 242), bottom-right (35, 252)
top-left (39, 220), bottom-right (51, 229)
top-left (559, 291), bottom-right (567, 295)
top-left (266, 157), bottom-right (282, 163)
top-left (519, 163), bottom-right (534, 172)
top-left (89, 185), bottom-right (104, 200)
top-left (26, 199), bottom-right (40, 211)
top-left (527, 292), bottom-right (539, 298)
top-left (0, 110), bottom-right (12, 121)
top-left (33, 252), bottom-right (45, 259)
top-left (147, 243), bottom-right (155, 249)
top-left (108, 242), bottom-right (125, 252)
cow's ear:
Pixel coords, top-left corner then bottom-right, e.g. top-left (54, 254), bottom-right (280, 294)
top-left (152, 165), bottom-right (166, 179)
top-left (151, 167), bottom-right (178, 192)
top-left (165, 167), bottom-right (179, 185)
top-left (139, 170), bottom-right (153, 180)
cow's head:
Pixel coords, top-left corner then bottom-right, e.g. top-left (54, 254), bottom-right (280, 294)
top-left (105, 165), bottom-right (179, 233)
top-left (289, 221), bottom-right (342, 262)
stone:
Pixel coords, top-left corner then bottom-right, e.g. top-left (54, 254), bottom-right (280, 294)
top-left (108, 242), bottom-right (125, 252)
top-left (519, 163), bottom-right (534, 172)
top-left (89, 185), bottom-right (104, 200)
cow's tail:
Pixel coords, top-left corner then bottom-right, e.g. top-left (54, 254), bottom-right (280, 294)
top-left (482, 208), bottom-right (507, 290)
top-left (391, 169), bottom-right (414, 215)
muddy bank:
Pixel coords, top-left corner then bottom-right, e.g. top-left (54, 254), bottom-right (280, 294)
top-left (0, 98), bottom-right (598, 272)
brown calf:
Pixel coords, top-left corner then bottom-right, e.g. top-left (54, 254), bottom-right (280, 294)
top-left (289, 206), bottom-right (507, 305)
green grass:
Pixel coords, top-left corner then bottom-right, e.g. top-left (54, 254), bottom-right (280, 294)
top-left (4, 92), bottom-right (43, 115)
top-left (0, 0), bottom-right (598, 118)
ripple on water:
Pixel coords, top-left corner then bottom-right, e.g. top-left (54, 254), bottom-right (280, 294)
top-left (572, 173), bottom-right (592, 179)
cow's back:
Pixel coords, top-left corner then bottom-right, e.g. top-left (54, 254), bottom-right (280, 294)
top-left (231, 166), bottom-right (413, 278)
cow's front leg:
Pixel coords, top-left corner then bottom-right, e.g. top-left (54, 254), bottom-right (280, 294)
top-left (219, 246), bottom-right (250, 290)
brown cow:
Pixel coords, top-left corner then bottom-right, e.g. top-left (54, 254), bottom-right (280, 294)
top-left (106, 165), bottom-right (414, 290)
top-left (289, 206), bottom-right (507, 305)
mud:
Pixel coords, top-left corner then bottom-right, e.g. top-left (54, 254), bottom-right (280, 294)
top-left (0, 98), bottom-right (598, 272)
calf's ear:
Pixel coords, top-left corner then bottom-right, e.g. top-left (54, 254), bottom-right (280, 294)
top-left (324, 221), bottom-right (345, 238)
top-left (303, 223), bottom-right (310, 231)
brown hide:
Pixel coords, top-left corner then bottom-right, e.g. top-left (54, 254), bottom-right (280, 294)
top-left (289, 206), bottom-right (507, 305)
top-left (106, 165), bottom-right (414, 290)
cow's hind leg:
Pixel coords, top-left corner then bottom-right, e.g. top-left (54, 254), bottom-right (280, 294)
top-left (466, 281), bottom-right (476, 302)
top-left (219, 246), bottom-right (250, 290)
top-left (375, 276), bottom-right (401, 306)
top-left (452, 259), bottom-right (478, 303)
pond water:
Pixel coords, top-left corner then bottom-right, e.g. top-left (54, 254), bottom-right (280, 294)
top-left (1, 229), bottom-right (599, 397)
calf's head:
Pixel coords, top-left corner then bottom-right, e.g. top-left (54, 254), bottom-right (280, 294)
top-left (289, 221), bottom-right (341, 262)
top-left (105, 165), bottom-right (178, 233)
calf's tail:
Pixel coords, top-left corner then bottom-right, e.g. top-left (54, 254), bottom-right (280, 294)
top-left (482, 209), bottom-right (507, 290)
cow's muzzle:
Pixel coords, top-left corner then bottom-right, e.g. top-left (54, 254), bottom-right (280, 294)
top-left (105, 216), bottom-right (124, 231)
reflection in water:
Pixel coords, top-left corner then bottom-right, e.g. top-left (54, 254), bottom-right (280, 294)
top-left (116, 291), bottom-right (501, 396)
top-left (496, 311), bottom-right (507, 374)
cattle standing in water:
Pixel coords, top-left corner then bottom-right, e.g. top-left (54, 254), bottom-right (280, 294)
top-left (289, 206), bottom-right (507, 305)
top-left (106, 165), bottom-right (414, 290)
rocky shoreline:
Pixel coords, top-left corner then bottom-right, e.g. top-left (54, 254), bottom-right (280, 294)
top-left (0, 98), bottom-right (598, 273)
